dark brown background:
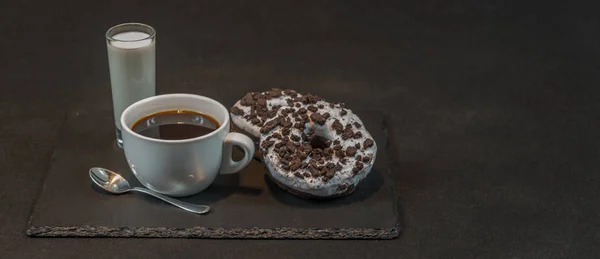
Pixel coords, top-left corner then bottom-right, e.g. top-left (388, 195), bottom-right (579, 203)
top-left (1, 0), bottom-right (599, 258)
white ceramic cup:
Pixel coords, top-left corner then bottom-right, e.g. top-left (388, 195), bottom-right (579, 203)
top-left (120, 93), bottom-right (255, 197)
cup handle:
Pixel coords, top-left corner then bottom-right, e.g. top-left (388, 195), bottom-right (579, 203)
top-left (219, 132), bottom-right (255, 175)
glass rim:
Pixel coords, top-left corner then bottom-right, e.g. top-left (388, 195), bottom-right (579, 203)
top-left (105, 22), bottom-right (156, 42)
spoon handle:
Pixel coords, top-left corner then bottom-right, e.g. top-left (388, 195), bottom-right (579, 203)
top-left (131, 187), bottom-right (211, 214)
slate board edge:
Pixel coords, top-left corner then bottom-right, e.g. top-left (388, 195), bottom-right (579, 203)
top-left (26, 225), bottom-right (399, 239)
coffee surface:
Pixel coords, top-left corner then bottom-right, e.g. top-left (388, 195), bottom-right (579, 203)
top-left (131, 110), bottom-right (220, 140)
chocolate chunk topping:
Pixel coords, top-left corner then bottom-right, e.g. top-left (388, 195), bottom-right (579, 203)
top-left (267, 110), bottom-right (278, 118)
top-left (303, 144), bottom-right (312, 154)
top-left (294, 172), bottom-right (303, 178)
top-left (332, 119), bottom-right (344, 134)
top-left (282, 128), bottom-right (291, 136)
top-left (333, 139), bottom-right (340, 145)
top-left (299, 152), bottom-right (308, 159)
top-left (230, 106), bottom-right (244, 116)
top-left (305, 94), bottom-right (322, 104)
top-left (295, 103), bottom-right (301, 108)
top-left (270, 90), bottom-right (282, 98)
top-left (342, 128), bottom-right (354, 140)
top-left (299, 114), bottom-right (308, 122)
top-left (250, 118), bottom-right (261, 125)
top-left (260, 117), bottom-right (280, 134)
top-left (293, 122), bottom-right (305, 130)
top-left (312, 153), bottom-right (321, 161)
top-left (352, 168), bottom-right (359, 175)
top-left (355, 160), bottom-right (364, 170)
top-left (362, 156), bottom-right (371, 163)
top-left (285, 142), bottom-right (296, 152)
top-left (353, 122), bottom-right (362, 128)
top-left (340, 158), bottom-right (348, 164)
top-left (307, 105), bottom-right (318, 112)
top-left (355, 143), bottom-right (361, 149)
top-left (335, 150), bottom-right (346, 158)
top-left (326, 162), bottom-right (335, 169)
top-left (310, 112), bottom-right (328, 125)
top-left (335, 163), bottom-right (343, 171)
top-left (356, 155), bottom-right (362, 162)
top-left (290, 160), bottom-right (301, 171)
top-left (294, 95), bottom-right (305, 103)
top-left (346, 147), bottom-right (357, 157)
top-left (286, 99), bottom-right (294, 106)
top-left (340, 109), bottom-right (348, 116)
top-left (329, 103), bottom-right (335, 108)
top-left (283, 89), bottom-right (297, 96)
top-left (312, 148), bottom-right (323, 155)
top-left (275, 142), bottom-right (284, 148)
top-left (363, 138), bottom-right (375, 148)
top-left (333, 144), bottom-right (343, 151)
top-left (353, 131), bottom-right (362, 139)
top-left (272, 133), bottom-right (282, 139)
top-left (272, 105), bottom-right (282, 111)
top-left (318, 104), bottom-right (324, 109)
top-left (309, 166), bottom-right (319, 177)
top-left (323, 148), bottom-right (333, 157)
top-left (256, 98), bottom-right (267, 107)
top-left (240, 93), bottom-right (256, 106)
top-left (280, 107), bottom-right (295, 116)
top-left (303, 172), bottom-right (311, 178)
top-left (298, 107), bottom-right (307, 114)
top-left (325, 170), bottom-right (334, 179)
top-left (261, 140), bottom-right (274, 149)
top-left (291, 134), bottom-right (301, 141)
top-left (280, 118), bottom-right (292, 128)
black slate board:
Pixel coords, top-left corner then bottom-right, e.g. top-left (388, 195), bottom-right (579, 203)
top-left (26, 109), bottom-right (399, 239)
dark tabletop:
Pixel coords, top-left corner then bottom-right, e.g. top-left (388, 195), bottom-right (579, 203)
top-left (1, 0), bottom-right (599, 258)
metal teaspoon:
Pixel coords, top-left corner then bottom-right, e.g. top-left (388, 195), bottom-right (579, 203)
top-left (89, 167), bottom-right (210, 215)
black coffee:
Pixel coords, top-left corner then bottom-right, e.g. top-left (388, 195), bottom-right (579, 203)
top-left (131, 110), bottom-right (220, 140)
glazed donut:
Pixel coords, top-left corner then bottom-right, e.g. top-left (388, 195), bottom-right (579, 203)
top-left (230, 89), bottom-right (377, 198)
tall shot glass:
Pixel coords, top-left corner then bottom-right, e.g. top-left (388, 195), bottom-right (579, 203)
top-left (106, 22), bottom-right (156, 148)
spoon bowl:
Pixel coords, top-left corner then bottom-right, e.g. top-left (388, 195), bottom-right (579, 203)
top-left (90, 167), bottom-right (131, 194)
top-left (89, 167), bottom-right (210, 214)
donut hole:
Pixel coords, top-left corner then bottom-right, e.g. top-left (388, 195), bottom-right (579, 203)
top-left (309, 135), bottom-right (330, 149)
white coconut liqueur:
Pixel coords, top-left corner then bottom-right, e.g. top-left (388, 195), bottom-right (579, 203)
top-left (106, 25), bottom-right (156, 147)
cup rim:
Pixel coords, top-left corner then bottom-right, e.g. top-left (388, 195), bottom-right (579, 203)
top-left (105, 22), bottom-right (156, 43)
top-left (120, 93), bottom-right (230, 144)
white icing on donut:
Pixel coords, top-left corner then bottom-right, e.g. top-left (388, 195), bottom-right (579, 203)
top-left (229, 89), bottom-right (377, 198)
